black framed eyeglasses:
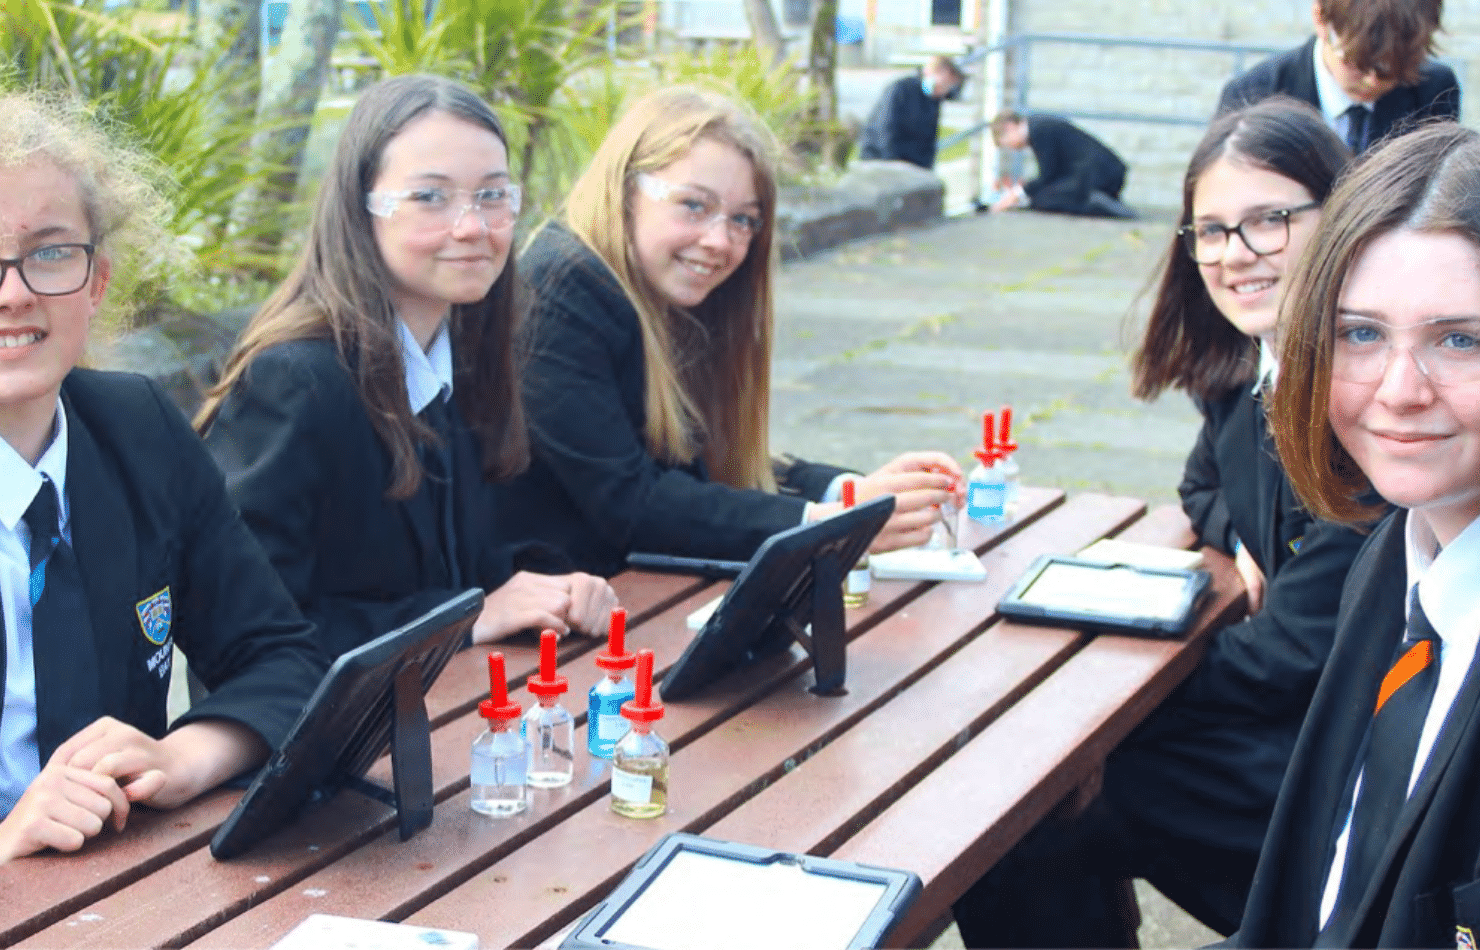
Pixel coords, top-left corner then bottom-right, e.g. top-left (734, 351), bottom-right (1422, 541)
top-left (0, 243), bottom-right (97, 296)
top-left (1177, 202), bottom-right (1320, 265)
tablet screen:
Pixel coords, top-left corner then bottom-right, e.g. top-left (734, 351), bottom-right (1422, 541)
top-left (1016, 561), bottom-right (1189, 622)
top-left (601, 851), bottom-right (887, 950)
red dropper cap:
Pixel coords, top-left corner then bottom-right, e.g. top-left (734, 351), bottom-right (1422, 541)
top-left (999, 404), bottom-right (1019, 454)
top-left (974, 411), bottom-right (998, 467)
top-left (527, 629), bottom-right (569, 697)
top-left (479, 652), bottom-right (521, 722)
top-left (621, 649), bottom-right (665, 723)
top-left (596, 607), bottom-right (636, 671)
top-left (841, 478), bottom-right (856, 509)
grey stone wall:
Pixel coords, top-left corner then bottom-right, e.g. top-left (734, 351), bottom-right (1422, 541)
top-left (1001, 0), bottom-right (1475, 211)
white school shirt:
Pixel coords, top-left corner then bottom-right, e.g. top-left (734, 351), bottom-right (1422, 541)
top-left (1319, 509), bottom-right (1480, 927)
top-left (398, 317), bottom-right (454, 414)
top-left (0, 401), bottom-right (71, 818)
top-left (1311, 39), bottom-right (1374, 143)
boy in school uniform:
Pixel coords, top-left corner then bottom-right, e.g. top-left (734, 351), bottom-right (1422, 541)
top-left (987, 111), bottom-right (1136, 219)
top-left (1216, 0), bottom-right (1458, 154)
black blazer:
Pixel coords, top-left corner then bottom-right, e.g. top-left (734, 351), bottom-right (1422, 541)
top-left (494, 225), bottom-right (849, 577)
top-left (1216, 37), bottom-right (1460, 149)
top-left (858, 74), bottom-right (942, 169)
top-left (1103, 386), bottom-right (1369, 854)
top-left (1023, 114), bottom-right (1127, 204)
top-left (1233, 510), bottom-right (1480, 948)
top-left (2, 370), bottom-right (326, 769)
top-left (204, 339), bottom-right (544, 659)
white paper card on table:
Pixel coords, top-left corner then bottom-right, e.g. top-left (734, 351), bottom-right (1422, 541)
top-left (685, 594), bottom-right (724, 631)
top-left (601, 851), bottom-right (888, 950)
top-left (869, 547), bottom-right (988, 582)
top-left (269, 914), bottom-right (478, 950)
top-left (1076, 538), bottom-right (1204, 572)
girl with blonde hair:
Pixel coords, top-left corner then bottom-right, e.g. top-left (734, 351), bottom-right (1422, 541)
top-left (499, 86), bottom-right (963, 576)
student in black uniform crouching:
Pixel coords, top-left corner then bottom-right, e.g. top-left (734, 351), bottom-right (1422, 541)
top-left (0, 93), bottom-right (327, 863)
top-left (952, 99), bottom-right (1371, 946)
top-left (198, 75), bottom-right (616, 659)
top-left (1239, 120), bottom-right (1480, 950)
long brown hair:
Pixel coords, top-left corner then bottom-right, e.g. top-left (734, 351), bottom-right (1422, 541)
top-left (1131, 99), bottom-right (1350, 402)
top-left (553, 86), bottom-right (780, 491)
top-left (1273, 121), bottom-right (1479, 525)
top-left (196, 74), bottom-right (527, 498)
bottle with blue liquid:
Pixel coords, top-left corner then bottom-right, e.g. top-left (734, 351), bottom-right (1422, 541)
top-left (966, 410), bottom-right (1006, 525)
top-left (998, 404), bottom-right (1021, 519)
top-left (587, 607), bottom-right (636, 759)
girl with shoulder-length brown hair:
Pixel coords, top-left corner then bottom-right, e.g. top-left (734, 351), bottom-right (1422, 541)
top-left (197, 74), bottom-right (615, 658)
top-left (1234, 122), bottom-right (1480, 949)
top-left (497, 86), bottom-right (963, 577)
top-left (955, 100), bottom-right (1370, 949)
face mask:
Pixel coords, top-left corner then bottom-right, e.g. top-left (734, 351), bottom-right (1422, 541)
top-left (922, 77), bottom-right (936, 97)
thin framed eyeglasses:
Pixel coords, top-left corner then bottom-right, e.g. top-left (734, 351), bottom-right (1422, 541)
top-left (1177, 201), bottom-right (1320, 265)
top-left (635, 173), bottom-right (764, 243)
top-left (0, 243), bottom-right (96, 296)
top-left (366, 184), bottom-right (522, 230)
top-left (1332, 314), bottom-right (1480, 386)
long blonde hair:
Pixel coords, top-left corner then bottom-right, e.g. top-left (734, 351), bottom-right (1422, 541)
top-left (559, 86), bottom-right (779, 491)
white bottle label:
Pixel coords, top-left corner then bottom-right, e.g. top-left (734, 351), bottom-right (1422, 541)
top-left (968, 480), bottom-right (1006, 520)
top-left (598, 712), bottom-right (631, 742)
top-left (611, 766), bottom-right (653, 803)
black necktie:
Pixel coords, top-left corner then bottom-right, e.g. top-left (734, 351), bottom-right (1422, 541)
top-left (23, 475), bottom-right (100, 763)
top-left (1317, 592), bottom-right (1440, 944)
top-left (419, 394), bottom-right (463, 589)
top-left (1344, 104), bottom-right (1370, 154)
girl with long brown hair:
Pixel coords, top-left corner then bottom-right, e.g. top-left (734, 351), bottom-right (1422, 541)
top-left (198, 75), bottom-right (614, 658)
top-left (497, 86), bottom-right (963, 577)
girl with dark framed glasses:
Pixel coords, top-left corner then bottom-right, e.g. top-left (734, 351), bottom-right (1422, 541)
top-left (953, 98), bottom-right (1369, 947)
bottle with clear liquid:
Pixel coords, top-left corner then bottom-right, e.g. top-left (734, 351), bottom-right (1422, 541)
top-left (611, 649), bottom-right (669, 820)
top-left (522, 629), bottom-right (574, 788)
top-left (998, 404), bottom-right (1021, 519)
top-left (471, 652), bottom-right (527, 817)
top-left (588, 607), bottom-right (635, 759)
top-left (966, 411), bottom-right (1005, 525)
top-left (841, 479), bottom-right (871, 609)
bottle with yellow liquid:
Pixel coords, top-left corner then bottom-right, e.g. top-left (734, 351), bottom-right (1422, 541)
top-left (611, 649), bottom-right (669, 819)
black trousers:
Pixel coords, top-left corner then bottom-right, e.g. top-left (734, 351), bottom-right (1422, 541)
top-left (951, 794), bottom-right (1258, 948)
top-left (1030, 163), bottom-right (1129, 217)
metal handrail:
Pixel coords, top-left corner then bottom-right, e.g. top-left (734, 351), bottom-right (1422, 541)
top-left (938, 32), bottom-right (1290, 149)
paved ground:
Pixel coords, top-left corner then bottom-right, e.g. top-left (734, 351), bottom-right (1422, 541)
top-left (769, 206), bottom-right (1221, 949)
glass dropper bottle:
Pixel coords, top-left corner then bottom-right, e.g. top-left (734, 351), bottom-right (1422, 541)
top-left (610, 649), bottom-right (668, 819)
top-left (587, 607), bottom-right (636, 759)
top-left (523, 629), bottom-right (574, 789)
top-left (470, 651), bottom-right (527, 817)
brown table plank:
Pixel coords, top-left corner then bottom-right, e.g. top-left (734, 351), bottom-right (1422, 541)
top-left (388, 493), bottom-right (1144, 950)
top-left (834, 550), bottom-right (1246, 947)
top-left (157, 490), bottom-right (1069, 950)
top-left (26, 491), bottom-right (1063, 950)
top-left (0, 572), bottom-right (706, 948)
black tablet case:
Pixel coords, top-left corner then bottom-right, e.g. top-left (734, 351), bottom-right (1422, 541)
top-left (659, 495), bottom-right (894, 701)
top-left (997, 554), bottom-right (1211, 638)
top-left (210, 589), bottom-right (482, 859)
top-left (561, 832), bottom-right (922, 950)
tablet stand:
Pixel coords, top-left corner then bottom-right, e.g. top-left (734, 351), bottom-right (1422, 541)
top-left (775, 549), bottom-right (848, 696)
top-left (341, 660), bottom-right (435, 841)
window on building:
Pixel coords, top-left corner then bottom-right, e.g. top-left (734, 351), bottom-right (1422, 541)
top-left (783, 0), bottom-right (810, 27)
top-left (930, 0), bottom-right (962, 26)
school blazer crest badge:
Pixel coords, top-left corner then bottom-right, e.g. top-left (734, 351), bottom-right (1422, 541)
top-left (135, 586), bottom-right (172, 645)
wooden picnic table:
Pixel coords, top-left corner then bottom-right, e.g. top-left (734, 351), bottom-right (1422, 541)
top-left (2, 488), bottom-right (1243, 950)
